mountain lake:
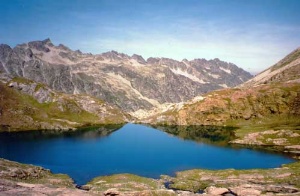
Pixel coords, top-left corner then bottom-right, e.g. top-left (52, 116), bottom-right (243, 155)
top-left (0, 123), bottom-right (295, 185)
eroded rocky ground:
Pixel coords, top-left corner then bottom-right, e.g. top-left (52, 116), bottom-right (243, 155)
top-left (231, 129), bottom-right (300, 160)
top-left (0, 158), bottom-right (95, 196)
top-left (1, 157), bottom-right (300, 196)
top-left (163, 161), bottom-right (300, 196)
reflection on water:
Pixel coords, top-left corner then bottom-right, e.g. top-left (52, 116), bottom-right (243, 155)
top-left (150, 125), bottom-right (236, 146)
top-left (0, 123), bottom-right (294, 185)
top-left (0, 124), bottom-right (124, 142)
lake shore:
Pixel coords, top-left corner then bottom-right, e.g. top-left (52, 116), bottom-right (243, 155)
top-left (0, 158), bottom-right (299, 196)
top-left (1, 123), bottom-right (300, 195)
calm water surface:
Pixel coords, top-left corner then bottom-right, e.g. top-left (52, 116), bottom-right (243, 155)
top-left (0, 123), bottom-right (294, 185)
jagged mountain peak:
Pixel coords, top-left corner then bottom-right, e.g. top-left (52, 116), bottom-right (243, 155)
top-left (146, 57), bottom-right (160, 64)
top-left (211, 58), bottom-right (221, 62)
top-left (131, 54), bottom-right (146, 64)
top-left (182, 58), bottom-right (189, 63)
top-left (0, 39), bottom-right (252, 112)
top-left (27, 39), bottom-right (51, 53)
top-left (0, 44), bottom-right (11, 49)
top-left (28, 37), bottom-right (53, 46)
top-left (75, 49), bottom-right (83, 54)
top-left (57, 43), bottom-right (72, 51)
top-left (43, 38), bottom-right (52, 44)
top-left (0, 44), bottom-right (12, 59)
top-left (101, 50), bottom-right (130, 60)
top-left (17, 38), bottom-right (81, 56)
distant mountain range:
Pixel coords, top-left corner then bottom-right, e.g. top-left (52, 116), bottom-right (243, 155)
top-left (0, 38), bottom-right (252, 113)
top-left (143, 46), bottom-right (300, 125)
top-left (0, 41), bottom-right (299, 195)
top-left (0, 38), bottom-right (299, 132)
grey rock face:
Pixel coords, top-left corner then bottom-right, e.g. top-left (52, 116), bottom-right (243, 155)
top-left (57, 44), bottom-right (71, 51)
top-left (146, 57), bottom-right (160, 64)
top-left (0, 61), bottom-right (5, 73)
top-left (8, 80), bottom-right (53, 103)
top-left (28, 40), bottom-right (50, 53)
top-left (0, 39), bottom-right (253, 112)
top-left (0, 44), bottom-right (13, 74)
top-left (132, 54), bottom-right (146, 64)
top-left (101, 50), bottom-right (130, 61)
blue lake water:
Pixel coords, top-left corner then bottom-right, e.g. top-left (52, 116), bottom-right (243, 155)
top-left (0, 123), bottom-right (294, 185)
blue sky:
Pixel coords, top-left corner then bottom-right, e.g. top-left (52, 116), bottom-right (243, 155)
top-left (0, 0), bottom-right (300, 74)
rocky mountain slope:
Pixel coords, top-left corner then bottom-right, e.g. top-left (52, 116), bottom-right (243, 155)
top-left (143, 82), bottom-right (300, 126)
top-left (0, 73), bottom-right (129, 131)
top-left (0, 39), bottom-right (252, 113)
top-left (241, 47), bottom-right (300, 87)
top-left (142, 47), bottom-right (300, 126)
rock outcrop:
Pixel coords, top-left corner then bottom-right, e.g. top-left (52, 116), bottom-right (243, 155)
top-left (1, 158), bottom-right (299, 196)
top-left (0, 158), bottom-right (94, 196)
top-left (0, 39), bottom-right (252, 112)
top-left (0, 73), bottom-right (129, 131)
top-left (163, 161), bottom-right (300, 195)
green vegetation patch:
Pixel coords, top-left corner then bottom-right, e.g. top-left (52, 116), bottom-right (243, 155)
top-left (18, 91), bottom-right (100, 127)
top-left (228, 115), bottom-right (300, 138)
top-left (87, 173), bottom-right (160, 192)
top-left (164, 161), bottom-right (300, 192)
top-left (0, 79), bottom-right (126, 131)
top-left (11, 77), bottom-right (35, 84)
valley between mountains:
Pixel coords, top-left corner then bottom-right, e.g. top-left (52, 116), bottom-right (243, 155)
top-left (0, 39), bottom-right (300, 196)
top-left (0, 38), bottom-right (252, 130)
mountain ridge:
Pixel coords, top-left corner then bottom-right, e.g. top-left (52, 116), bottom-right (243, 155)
top-left (0, 38), bottom-right (252, 113)
top-left (141, 46), bottom-right (300, 125)
top-left (241, 47), bottom-right (300, 87)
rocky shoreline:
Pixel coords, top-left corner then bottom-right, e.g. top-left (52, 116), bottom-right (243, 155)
top-left (0, 120), bottom-right (299, 196)
top-left (230, 129), bottom-right (300, 160)
top-left (1, 154), bottom-right (299, 196)
top-left (0, 158), bottom-right (90, 196)
top-left (1, 124), bottom-right (300, 196)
